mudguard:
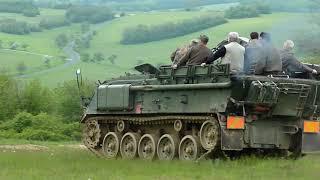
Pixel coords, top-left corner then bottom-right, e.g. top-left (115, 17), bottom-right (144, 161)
top-left (302, 133), bottom-right (320, 153)
top-left (302, 120), bottom-right (320, 153)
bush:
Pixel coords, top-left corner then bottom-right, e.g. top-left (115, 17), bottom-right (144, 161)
top-left (0, 112), bottom-right (80, 141)
top-left (121, 15), bottom-right (227, 44)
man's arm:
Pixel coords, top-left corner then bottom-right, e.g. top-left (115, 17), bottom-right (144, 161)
top-left (170, 49), bottom-right (178, 62)
top-left (205, 46), bottom-right (226, 64)
top-left (289, 55), bottom-right (314, 73)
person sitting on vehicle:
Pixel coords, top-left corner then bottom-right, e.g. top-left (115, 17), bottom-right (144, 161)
top-left (255, 32), bottom-right (282, 75)
top-left (202, 32), bottom-right (245, 74)
top-left (172, 35), bottom-right (213, 69)
top-left (280, 40), bottom-right (317, 77)
top-left (170, 39), bottom-right (199, 65)
top-left (244, 32), bottom-right (264, 74)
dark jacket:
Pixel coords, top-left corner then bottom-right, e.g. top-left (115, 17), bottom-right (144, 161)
top-left (177, 44), bottom-right (213, 66)
top-left (244, 39), bottom-right (264, 74)
top-left (255, 41), bottom-right (282, 75)
top-left (280, 49), bottom-right (313, 73)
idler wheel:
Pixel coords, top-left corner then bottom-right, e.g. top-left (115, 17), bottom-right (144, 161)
top-left (179, 135), bottom-right (201, 161)
top-left (138, 134), bottom-right (159, 160)
top-left (83, 119), bottom-right (101, 149)
top-left (102, 132), bottom-right (121, 159)
top-left (157, 134), bottom-right (179, 160)
top-left (200, 119), bottom-right (220, 150)
top-left (120, 132), bottom-right (141, 159)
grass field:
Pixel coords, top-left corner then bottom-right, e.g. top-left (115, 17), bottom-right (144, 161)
top-left (0, 49), bottom-right (64, 75)
top-left (0, 8), bottom-right (66, 25)
top-left (0, 143), bottom-right (319, 180)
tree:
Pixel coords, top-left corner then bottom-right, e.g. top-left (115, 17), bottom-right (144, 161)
top-left (16, 61), bottom-right (27, 75)
top-left (0, 74), bottom-right (20, 122)
top-left (21, 43), bottom-right (29, 51)
top-left (9, 42), bottom-right (19, 50)
top-left (43, 55), bottom-right (51, 68)
top-left (93, 52), bottom-right (105, 62)
top-left (108, 54), bottom-right (117, 65)
top-left (81, 53), bottom-right (90, 62)
top-left (81, 23), bottom-right (90, 33)
top-left (55, 34), bottom-right (68, 49)
top-left (20, 80), bottom-right (53, 115)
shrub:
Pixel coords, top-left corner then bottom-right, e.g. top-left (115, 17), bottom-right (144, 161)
top-left (0, 112), bottom-right (80, 141)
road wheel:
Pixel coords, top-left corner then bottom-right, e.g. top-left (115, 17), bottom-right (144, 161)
top-left (200, 119), bottom-right (220, 150)
top-left (102, 132), bottom-right (121, 159)
top-left (138, 134), bottom-right (158, 160)
top-left (179, 135), bottom-right (201, 161)
top-left (120, 132), bottom-right (141, 159)
top-left (157, 134), bottom-right (179, 160)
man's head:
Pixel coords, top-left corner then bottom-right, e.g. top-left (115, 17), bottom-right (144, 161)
top-left (199, 35), bottom-right (209, 45)
top-left (190, 39), bottom-right (199, 47)
top-left (283, 40), bottom-right (295, 50)
top-left (228, 32), bottom-right (239, 42)
top-left (250, 32), bottom-right (259, 40)
top-left (260, 32), bottom-right (271, 42)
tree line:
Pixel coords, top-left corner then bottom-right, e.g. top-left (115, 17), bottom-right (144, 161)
top-left (224, 2), bottom-right (271, 19)
top-left (0, 74), bottom-right (93, 141)
top-left (0, 19), bottom-right (41, 35)
top-left (121, 15), bottom-right (227, 44)
top-left (65, 5), bottom-right (114, 24)
top-left (0, 0), bottom-right (40, 17)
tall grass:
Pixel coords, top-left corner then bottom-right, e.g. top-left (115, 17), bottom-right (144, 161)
top-left (0, 146), bottom-right (319, 180)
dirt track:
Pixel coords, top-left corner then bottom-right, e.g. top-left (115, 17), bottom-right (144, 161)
top-left (0, 144), bottom-right (86, 152)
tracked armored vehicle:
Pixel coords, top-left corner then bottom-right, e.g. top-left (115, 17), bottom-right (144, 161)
top-left (78, 63), bottom-right (320, 160)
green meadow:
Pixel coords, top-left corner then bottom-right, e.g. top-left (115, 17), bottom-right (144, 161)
top-left (0, 49), bottom-right (64, 75)
top-left (0, 144), bottom-right (319, 180)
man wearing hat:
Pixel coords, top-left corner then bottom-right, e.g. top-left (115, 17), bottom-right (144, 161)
top-left (173, 35), bottom-right (213, 68)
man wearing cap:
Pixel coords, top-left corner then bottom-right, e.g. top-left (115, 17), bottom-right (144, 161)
top-left (172, 35), bottom-right (213, 68)
top-left (170, 39), bottom-right (199, 66)
top-left (202, 32), bottom-right (245, 74)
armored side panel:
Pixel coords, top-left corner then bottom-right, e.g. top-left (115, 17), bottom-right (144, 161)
top-left (97, 84), bottom-right (131, 110)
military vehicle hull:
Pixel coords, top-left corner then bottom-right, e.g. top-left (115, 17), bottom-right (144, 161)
top-left (81, 64), bottom-right (320, 160)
